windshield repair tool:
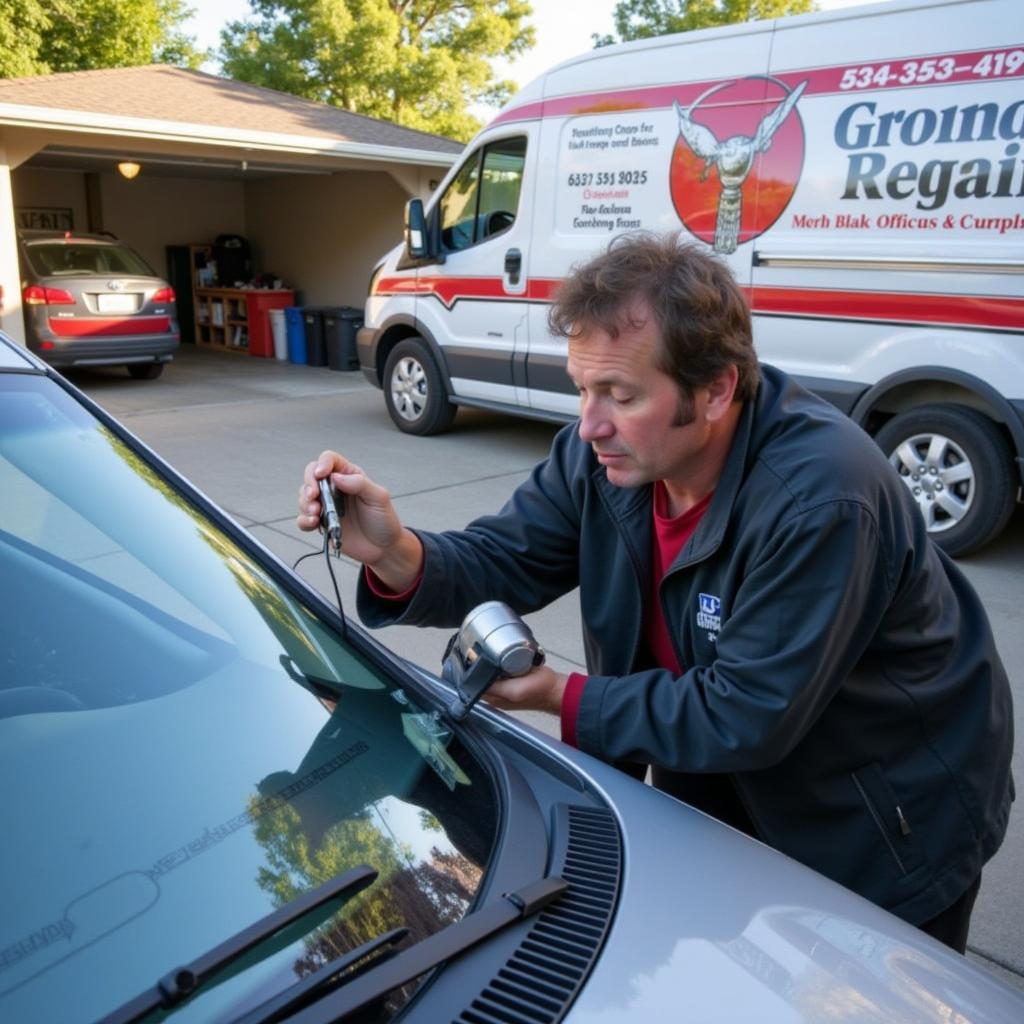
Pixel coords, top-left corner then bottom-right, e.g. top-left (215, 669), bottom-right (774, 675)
top-left (318, 477), bottom-right (345, 554)
top-left (292, 476), bottom-right (347, 635)
top-left (441, 601), bottom-right (545, 721)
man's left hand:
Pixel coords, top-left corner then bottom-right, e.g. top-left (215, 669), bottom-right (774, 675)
top-left (483, 666), bottom-right (568, 716)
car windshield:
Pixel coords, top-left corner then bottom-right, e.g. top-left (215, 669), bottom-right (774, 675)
top-left (24, 241), bottom-right (157, 277)
top-left (0, 374), bottom-right (498, 1023)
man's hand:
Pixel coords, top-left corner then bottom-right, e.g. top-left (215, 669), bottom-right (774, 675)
top-left (483, 666), bottom-right (568, 716)
top-left (297, 450), bottom-right (423, 591)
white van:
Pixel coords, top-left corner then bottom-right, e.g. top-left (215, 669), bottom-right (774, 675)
top-left (356, 0), bottom-right (1024, 556)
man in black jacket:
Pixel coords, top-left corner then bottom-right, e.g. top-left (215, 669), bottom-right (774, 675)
top-left (298, 234), bottom-right (1013, 952)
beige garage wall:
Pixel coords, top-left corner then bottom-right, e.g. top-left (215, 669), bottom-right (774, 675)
top-left (11, 167), bottom-right (90, 233)
top-left (244, 170), bottom-right (406, 307)
top-left (101, 174), bottom-right (246, 274)
top-left (10, 167), bottom-right (247, 277)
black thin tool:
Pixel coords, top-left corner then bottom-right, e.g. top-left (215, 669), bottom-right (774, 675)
top-left (318, 477), bottom-right (344, 553)
top-left (292, 478), bottom-right (347, 637)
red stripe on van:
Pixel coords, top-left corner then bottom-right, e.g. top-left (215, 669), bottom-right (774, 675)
top-left (375, 276), bottom-right (561, 307)
top-left (48, 316), bottom-right (172, 337)
top-left (492, 45), bottom-right (1023, 125)
top-left (748, 287), bottom-right (1024, 331)
top-left (376, 274), bottom-right (1022, 331)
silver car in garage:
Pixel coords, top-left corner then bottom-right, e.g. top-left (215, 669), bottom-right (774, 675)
top-left (18, 230), bottom-right (178, 378)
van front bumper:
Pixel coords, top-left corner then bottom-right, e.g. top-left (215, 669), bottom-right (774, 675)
top-left (357, 324), bottom-right (381, 387)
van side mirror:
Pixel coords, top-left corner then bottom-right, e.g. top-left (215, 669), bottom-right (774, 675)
top-left (404, 199), bottom-right (429, 260)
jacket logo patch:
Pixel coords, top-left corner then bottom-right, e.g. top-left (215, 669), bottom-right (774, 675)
top-left (697, 592), bottom-right (722, 641)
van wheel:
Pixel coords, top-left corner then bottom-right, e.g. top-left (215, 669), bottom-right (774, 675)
top-left (383, 338), bottom-right (456, 435)
top-left (127, 363), bottom-right (163, 380)
top-left (874, 404), bottom-right (1016, 557)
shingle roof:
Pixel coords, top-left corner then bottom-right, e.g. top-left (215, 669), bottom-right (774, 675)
top-left (0, 64), bottom-right (464, 154)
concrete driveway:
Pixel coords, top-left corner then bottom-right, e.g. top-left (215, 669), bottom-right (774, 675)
top-left (74, 344), bottom-right (1024, 991)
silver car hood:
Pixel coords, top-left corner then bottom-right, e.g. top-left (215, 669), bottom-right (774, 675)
top-left (474, 708), bottom-right (1023, 1024)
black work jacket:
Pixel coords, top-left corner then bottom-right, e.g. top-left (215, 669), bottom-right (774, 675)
top-left (359, 365), bottom-right (1014, 924)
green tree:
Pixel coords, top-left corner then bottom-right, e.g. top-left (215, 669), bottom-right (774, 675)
top-left (595, 0), bottom-right (816, 46)
top-left (219, 0), bottom-right (535, 142)
top-left (0, 0), bottom-right (50, 78)
top-left (0, 0), bottom-right (205, 78)
top-left (39, 0), bottom-right (205, 71)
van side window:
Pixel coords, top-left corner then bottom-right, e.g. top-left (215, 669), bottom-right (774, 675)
top-left (439, 136), bottom-right (526, 253)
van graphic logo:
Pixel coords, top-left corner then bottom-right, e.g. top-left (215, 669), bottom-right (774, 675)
top-left (697, 592), bottom-right (722, 639)
top-left (671, 77), bottom-right (808, 254)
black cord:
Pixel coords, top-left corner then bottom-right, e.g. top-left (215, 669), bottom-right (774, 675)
top-left (292, 533), bottom-right (347, 638)
top-left (292, 539), bottom-right (325, 570)
top-left (323, 539), bottom-right (347, 638)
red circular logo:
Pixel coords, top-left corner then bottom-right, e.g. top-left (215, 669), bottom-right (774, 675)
top-left (669, 77), bottom-right (805, 252)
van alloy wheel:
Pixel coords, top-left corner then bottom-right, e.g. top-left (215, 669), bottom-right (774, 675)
top-left (874, 404), bottom-right (1016, 557)
top-left (888, 430), bottom-right (975, 533)
top-left (382, 337), bottom-right (456, 436)
top-left (390, 355), bottom-right (427, 422)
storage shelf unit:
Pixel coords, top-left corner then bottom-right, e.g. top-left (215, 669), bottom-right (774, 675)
top-left (194, 287), bottom-right (294, 356)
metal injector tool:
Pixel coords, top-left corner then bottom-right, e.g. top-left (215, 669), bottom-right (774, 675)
top-left (441, 601), bottom-right (545, 721)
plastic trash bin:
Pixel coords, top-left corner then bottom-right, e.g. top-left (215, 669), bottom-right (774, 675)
top-left (322, 306), bottom-right (364, 371)
top-left (303, 307), bottom-right (328, 367)
top-left (269, 309), bottom-right (288, 361)
top-left (284, 307), bottom-right (307, 365)
top-left (246, 290), bottom-right (294, 357)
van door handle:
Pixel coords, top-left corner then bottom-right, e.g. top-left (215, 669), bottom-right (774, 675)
top-left (504, 248), bottom-right (522, 286)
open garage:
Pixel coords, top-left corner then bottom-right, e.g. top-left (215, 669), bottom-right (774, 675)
top-left (0, 64), bottom-right (459, 363)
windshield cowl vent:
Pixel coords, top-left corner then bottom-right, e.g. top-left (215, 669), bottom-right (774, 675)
top-left (453, 804), bottom-right (621, 1024)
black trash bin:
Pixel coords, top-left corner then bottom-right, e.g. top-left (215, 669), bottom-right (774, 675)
top-left (302, 308), bottom-right (328, 367)
top-left (322, 306), bottom-right (364, 371)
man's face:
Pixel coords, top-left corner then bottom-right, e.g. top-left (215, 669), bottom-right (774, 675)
top-left (566, 302), bottom-right (715, 490)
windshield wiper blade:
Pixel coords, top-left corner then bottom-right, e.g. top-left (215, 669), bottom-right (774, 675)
top-left (281, 876), bottom-right (568, 1024)
top-left (231, 926), bottom-right (409, 1024)
top-left (101, 864), bottom-right (378, 1024)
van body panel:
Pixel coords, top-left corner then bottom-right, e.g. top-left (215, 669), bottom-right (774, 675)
top-left (360, 0), bottom-right (1024, 550)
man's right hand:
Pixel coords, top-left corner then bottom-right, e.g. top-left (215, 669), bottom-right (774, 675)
top-left (297, 450), bottom-right (424, 592)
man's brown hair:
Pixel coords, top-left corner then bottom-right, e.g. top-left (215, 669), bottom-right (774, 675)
top-left (548, 232), bottom-right (760, 404)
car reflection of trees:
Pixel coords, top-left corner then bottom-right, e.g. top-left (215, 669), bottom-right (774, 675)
top-left (248, 684), bottom-right (495, 1017)
top-left (251, 799), bottom-right (479, 969)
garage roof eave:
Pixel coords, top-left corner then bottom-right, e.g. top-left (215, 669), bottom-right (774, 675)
top-left (0, 102), bottom-right (460, 168)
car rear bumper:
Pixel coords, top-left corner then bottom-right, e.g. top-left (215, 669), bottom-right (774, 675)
top-left (28, 333), bottom-right (180, 368)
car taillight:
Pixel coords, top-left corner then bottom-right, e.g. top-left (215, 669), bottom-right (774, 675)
top-left (23, 285), bottom-right (75, 306)
top-left (151, 287), bottom-right (176, 303)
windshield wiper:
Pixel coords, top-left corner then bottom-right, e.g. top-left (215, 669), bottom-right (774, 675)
top-left (231, 926), bottom-right (409, 1024)
top-left (248, 876), bottom-right (569, 1024)
top-left (101, 864), bottom-right (378, 1024)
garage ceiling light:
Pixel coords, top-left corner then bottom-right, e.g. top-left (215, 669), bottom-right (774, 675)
top-left (117, 161), bottom-right (141, 180)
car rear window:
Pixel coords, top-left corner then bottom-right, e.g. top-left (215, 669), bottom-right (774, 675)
top-left (23, 241), bottom-right (156, 277)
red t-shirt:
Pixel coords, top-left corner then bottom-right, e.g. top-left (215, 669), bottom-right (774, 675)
top-left (560, 484), bottom-right (712, 747)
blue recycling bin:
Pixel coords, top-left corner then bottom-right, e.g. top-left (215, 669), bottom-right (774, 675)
top-left (284, 307), bottom-right (306, 365)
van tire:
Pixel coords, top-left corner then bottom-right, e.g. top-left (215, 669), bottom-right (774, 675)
top-left (127, 363), bottom-right (163, 380)
top-left (873, 404), bottom-right (1016, 557)
top-left (383, 338), bottom-right (456, 435)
